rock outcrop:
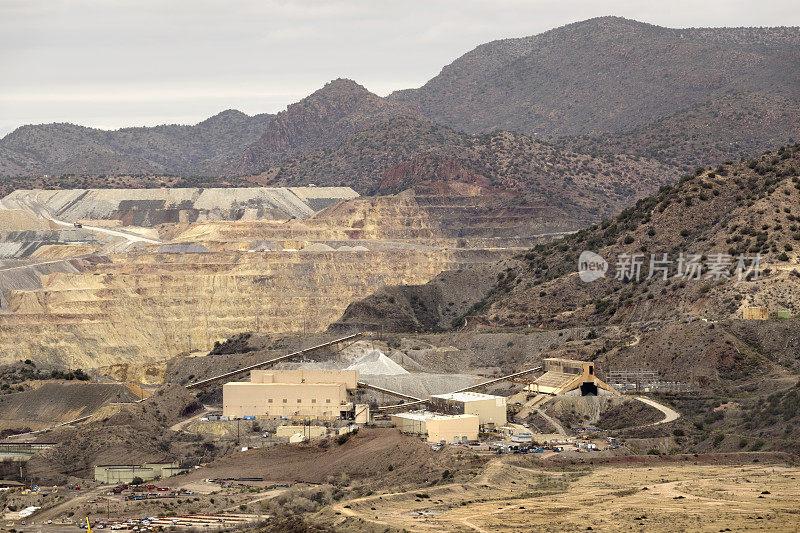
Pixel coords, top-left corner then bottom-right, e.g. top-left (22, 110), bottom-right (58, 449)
top-left (233, 79), bottom-right (413, 176)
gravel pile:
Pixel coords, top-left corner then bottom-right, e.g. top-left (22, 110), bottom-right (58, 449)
top-left (346, 350), bottom-right (409, 375)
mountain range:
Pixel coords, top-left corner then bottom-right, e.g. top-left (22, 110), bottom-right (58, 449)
top-left (1, 16), bottom-right (798, 194)
top-left (0, 109), bottom-right (272, 177)
top-left (253, 114), bottom-right (679, 221)
top-left (390, 17), bottom-right (800, 137)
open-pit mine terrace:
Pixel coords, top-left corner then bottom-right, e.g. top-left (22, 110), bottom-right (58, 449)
top-left (0, 186), bottom-right (569, 368)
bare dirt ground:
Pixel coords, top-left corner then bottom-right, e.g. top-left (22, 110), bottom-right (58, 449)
top-left (320, 455), bottom-right (800, 532)
top-left (0, 382), bottom-right (140, 432)
top-left (175, 428), bottom-right (486, 490)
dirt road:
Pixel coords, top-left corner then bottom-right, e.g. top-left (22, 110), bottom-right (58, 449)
top-left (634, 396), bottom-right (680, 426)
top-left (14, 192), bottom-right (161, 250)
top-left (169, 405), bottom-right (214, 432)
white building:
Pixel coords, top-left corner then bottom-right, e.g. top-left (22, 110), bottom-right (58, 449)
top-left (391, 411), bottom-right (479, 443)
top-left (428, 391), bottom-right (507, 427)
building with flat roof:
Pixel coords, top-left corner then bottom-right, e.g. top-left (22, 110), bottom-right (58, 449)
top-left (391, 411), bottom-right (479, 443)
top-left (428, 392), bottom-right (507, 427)
top-left (94, 462), bottom-right (184, 484)
top-left (250, 369), bottom-right (359, 389)
top-left (275, 425), bottom-right (327, 439)
top-left (223, 369), bottom-right (368, 421)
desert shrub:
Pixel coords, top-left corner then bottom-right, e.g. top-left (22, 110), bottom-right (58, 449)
top-left (261, 486), bottom-right (338, 517)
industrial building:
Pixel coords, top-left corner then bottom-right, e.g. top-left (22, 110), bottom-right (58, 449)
top-left (742, 306), bottom-right (769, 320)
top-left (741, 306), bottom-right (793, 320)
top-left (94, 462), bottom-right (184, 484)
top-left (275, 425), bottom-right (327, 439)
top-left (528, 358), bottom-right (617, 396)
top-left (428, 392), bottom-right (507, 427)
top-left (223, 369), bottom-right (369, 422)
top-left (391, 411), bottom-right (479, 443)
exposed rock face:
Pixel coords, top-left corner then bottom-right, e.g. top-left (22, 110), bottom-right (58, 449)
top-left (255, 115), bottom-right (680, 221)
top-left (232, 79), bottom-right (413, 176)
top-left (0, 179), bottom-right (564, 367)
top-left (163, 189), bottom-right (576, 249)
top-left (0, 180), bottom-right (580, 369)
top-left (0, 256), bottom-right (93, 307)
top-left (0, 248), bottom-right (505, 368)
top-left (377, 154), bottom-right (491, 193)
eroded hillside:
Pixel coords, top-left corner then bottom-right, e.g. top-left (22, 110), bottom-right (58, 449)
top-left (336, 144), bottom-right (800, 331)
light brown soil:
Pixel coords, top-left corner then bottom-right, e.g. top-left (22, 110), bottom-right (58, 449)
top-left (0, 382), bottom-right (139, 431)
top-left (318, 455), bottom-right (800, 532)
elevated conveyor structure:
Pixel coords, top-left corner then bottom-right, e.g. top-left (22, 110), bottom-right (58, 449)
top-left (186, 332), bottom-right (367, 390)
top-left (374, 367), bottom-right (542, 411)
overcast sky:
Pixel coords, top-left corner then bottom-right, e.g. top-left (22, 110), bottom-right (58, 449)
top-left (1, 0), bottom-right (797, 137)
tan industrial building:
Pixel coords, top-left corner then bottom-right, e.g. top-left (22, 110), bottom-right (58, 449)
top-left (223, 369), bottom-right (369, 422)
top-left (391, 411), bottom-right (479, 443)
top-left (275, 425), bottom-right (327, 438)
top-left (528, 358), bottom-right (618, 396)
top-left (250, 369), bottom-right (359, 388)
top-left (742, 306), bottom-right (769, 320)
top-left (428, 392), bottom-right (507, 427)
top-left (94, 462), bottom-right (184, 484)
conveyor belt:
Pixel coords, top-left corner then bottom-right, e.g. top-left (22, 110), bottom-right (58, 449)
top-left (186, 332), bottom-right (367, 389)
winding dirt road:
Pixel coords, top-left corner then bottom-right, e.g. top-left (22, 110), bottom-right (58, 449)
top-left (634, 396), bottom-right (680, 426)
top-left (15, 192), bottom-right (161, 251)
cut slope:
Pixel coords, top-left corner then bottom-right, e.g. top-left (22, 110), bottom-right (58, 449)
top-left (0, 382), bottom-right (139, 431)
top-left (0, 187), bottom-right (358, 226)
